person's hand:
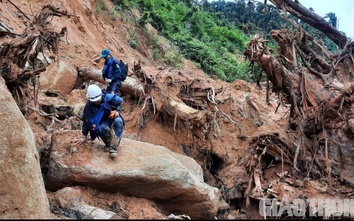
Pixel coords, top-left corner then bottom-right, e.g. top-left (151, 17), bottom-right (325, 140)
top-left (105, 79), bottom-right (112, 83)
top-left (108, 110), bottom-right (119, 119)
top-left (76, 136), bottom-right (87, 145)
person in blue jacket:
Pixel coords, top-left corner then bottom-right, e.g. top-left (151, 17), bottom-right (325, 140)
top-left (101, 49), bottom-right (123, 95)
top-left (77, 84), bottom-right (124, 158)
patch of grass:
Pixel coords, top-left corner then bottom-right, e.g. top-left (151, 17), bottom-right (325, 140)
top-left (109, 6), bottom-right (121, 20)
top-left (95, 0), bottom-right (108, 13)
top-left (128, 28), bottom-right (139, 49)
top-left (162, 51), bottom-right (184, 69)
top-left (152, 48), bottom-right (162, 61)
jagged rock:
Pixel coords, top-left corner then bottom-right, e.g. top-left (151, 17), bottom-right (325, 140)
top-left (49, 187), bottom-right (118, 219)
top-left (48, 186), bottom-right (167, 219)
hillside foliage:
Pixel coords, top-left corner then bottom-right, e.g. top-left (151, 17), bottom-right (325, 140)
top-left (103, 0), bottom-right (344, 82)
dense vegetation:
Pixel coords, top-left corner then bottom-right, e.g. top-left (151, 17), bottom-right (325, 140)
top-left (101, 0), bottom-right (342, 82)
top-left (207, 0), bottom-right (341, 53)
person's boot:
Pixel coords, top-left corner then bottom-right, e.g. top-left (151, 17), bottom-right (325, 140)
top-left (109, 147), bottom-right (118, 158)
top-left (103, 139), bottom-right (111, 152)
top-left (107, 127), bottom-right (116, 156)
top-left (109, 135), bottom-right (122, 158)
top-left (109, 124), bottom-right (123, 158)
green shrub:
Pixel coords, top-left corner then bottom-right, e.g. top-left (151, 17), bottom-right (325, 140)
top-left (95, 0), bottom-right (108, 13)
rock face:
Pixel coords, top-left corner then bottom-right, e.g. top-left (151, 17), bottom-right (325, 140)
top-left (39, 61), bottom-right (78, 96)
top-left (0, 78), bottom-right (51, 219)
top-left (45, 130), bottom-right (228, 219)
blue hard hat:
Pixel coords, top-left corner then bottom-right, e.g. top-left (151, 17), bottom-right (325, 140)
top-left (101, 49), bottom-right (110, 58)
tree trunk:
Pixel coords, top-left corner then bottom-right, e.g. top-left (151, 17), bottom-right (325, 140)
top-left (77, 67), bottom-right (145, 98)
top-left (269, 0), bottom-right (348, 48)
top-left (244, 1), bottom-right (354, 198)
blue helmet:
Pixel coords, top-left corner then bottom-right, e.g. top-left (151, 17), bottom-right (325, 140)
top-left (101, 49), bottom-right (110, 58)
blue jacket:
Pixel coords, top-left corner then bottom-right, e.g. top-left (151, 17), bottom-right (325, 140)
top-left (82, 92), bottom-right (123, 139)
top-left (102, 57), bottom-right (122, 82)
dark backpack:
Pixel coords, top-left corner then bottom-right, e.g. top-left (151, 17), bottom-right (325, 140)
top-left (116, 59), bottom-right (128, 81)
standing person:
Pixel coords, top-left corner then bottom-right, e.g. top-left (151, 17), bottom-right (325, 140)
top-left (77, 84), bottom-right (125, 158)
top-left (101, 49), bottom-right (123, 95)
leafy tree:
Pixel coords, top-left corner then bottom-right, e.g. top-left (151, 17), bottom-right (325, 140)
top-left (206, 0), bottom-right (341, 55)
top-left (123, 0), bottom-right (252, 82)
top-left (324, 12), bottom-right (337, 28)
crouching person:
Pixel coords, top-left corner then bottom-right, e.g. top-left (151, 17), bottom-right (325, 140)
top-left (77, 84), bottom-right (125, 158)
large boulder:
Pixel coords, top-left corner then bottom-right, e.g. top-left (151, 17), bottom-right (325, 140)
top-left (46, 130), bottom-right (228, 219)
top-left (0, 78), bottom-right (51, 219)
top-left (39, 61), bottom-right (78, 96)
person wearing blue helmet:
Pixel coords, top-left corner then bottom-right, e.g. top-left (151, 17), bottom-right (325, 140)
top-left (101, 49), bottom-right (123, 95)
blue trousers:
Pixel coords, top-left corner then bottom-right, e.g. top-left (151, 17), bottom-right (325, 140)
top-left (106, 80), bottom-right (121, 95)
top-left (98, 116), bottom-right (124, 147)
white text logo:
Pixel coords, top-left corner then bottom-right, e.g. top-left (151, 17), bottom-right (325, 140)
top-left (259, 195), bottom-right (354, 218)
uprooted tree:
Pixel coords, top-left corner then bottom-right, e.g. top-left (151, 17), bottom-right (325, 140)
top-left (0, 4), bottom-right (71, 111)
top-left (243, 0), bottom-right (354, 204)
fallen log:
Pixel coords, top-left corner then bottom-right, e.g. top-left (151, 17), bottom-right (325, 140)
top-left (268, 0), bottom-right (348, 49)
top-left (77, 66), bottom-right (208, 125)
top-left (77, 67), bottom-right (145, 98)
top-left (163, 98), bottom-right (208, 124)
